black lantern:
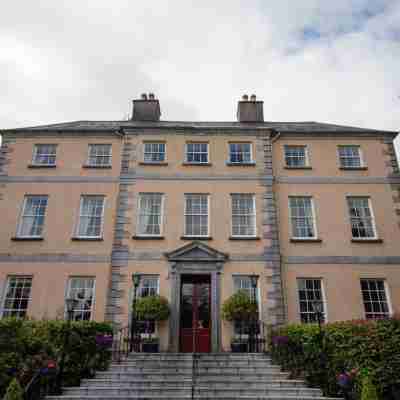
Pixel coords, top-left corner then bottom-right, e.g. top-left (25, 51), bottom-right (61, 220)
top-left (130, 273), bottom-right (141, 352)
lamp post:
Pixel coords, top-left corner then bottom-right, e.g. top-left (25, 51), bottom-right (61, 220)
top-left (312, 300), bottom-right (326, 381)
top-left (249, 274), bottom-right (258, 353)
top-left (130, 273), bottom-right (141, 353)
top-left (56, 298), bottom-right (78, 394)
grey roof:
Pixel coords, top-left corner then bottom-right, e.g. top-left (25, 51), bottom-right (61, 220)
top-left (2, 120), bottom-right (398, 134)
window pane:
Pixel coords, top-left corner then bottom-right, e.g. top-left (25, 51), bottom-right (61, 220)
top-left (3, 276), bottom-right (32, 318)
top-left (87, 145), bottom-right (112, 166)
top-left (33, 144), bottom-right (57, 165)
top-left (347, 197), bottom-right (376, 238)
top-left (339, 146), bottom-right (361, 168)
top-left (285, 146), bottom-right (307, 167)
top-left (185, 194), bottom-right (208, 236)
top-left (144, 142), bottom-right (165, 162)
top-left (67, 277), bottom-right (95, 321)
top-left (137, 193), bottom-right (163, 236)
top-left (360, 279), bottom-right (389, 319)
top-left (18, 196), bottom-right (48, 237)
top-left (289, 197), bottom-right (315, 238)
top-left (229, 143), bottom-right (252, 163)
top-left (77, 196), bottom-right (105, 237)
top-left (231, 194), bottom-right (256, 236)
top-left (297, 278), bottom-right (325, 323)
top-left (186, 143), bottom-right (208, 163)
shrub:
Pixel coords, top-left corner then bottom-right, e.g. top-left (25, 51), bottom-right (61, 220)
top-left (222, 290), bottom-right (258, 321)
top-left (0, 319), bottom-right (113, 398)
top-left (135, 295), bottom-right (170, 321)
top-left (270, 317), bottom-right (400, 399)
top-left (3, 378), bottom-right (24, 400)
top-left (361, 374), bottom-right (379, 400)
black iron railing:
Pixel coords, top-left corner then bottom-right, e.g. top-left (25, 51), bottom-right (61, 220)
top-left (24, 367), bottom-right (58, 400)
top-left (233, 320), bottom-right (266, 353)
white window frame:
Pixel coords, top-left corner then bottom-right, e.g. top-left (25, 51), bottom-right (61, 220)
top-left (86, 144), bottom-right (112, 167)
top-left (185, 142), bottom-right (209, 164)
top-left (16, 195), bottom-right (48, 238)
top-left (297, 278), bottom-right (328, 323)
top-left (228, 142), bottom-right (253, 164)
top-left (75, 195), bottom-right (106, 239)
top-left (347, 196), bottom-right (378, 240)
top-left (136, 193), bottom-right (164, 237)
top-left (1, 275), bottom-right (33, 318)
top-left (32, 144), bottom-right (57, 166)
top-left (338, 145), bottom-right (364, 168)
top-left (288, 196), bottom-right (318, 240)
top-left (231, 194), bottom-right (257, 237)
top-left (65, 277), bottom-right (96, 321)
top-left (360, 278), bottom-right (392, 320)
top-left (284, 145), bottom-right (309, 168)
top-left (143, 142), bottom-right (166, 163)
top-left (184, 194), bottom-right (210, 237)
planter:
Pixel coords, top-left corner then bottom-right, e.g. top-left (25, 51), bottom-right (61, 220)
top-left (231, 342), bottom-right (247, 353)
top-left (142, 342), bottom-right (159, 353)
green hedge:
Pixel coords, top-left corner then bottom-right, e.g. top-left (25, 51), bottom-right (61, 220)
top-left (270, 318), bottom-right (400, 399)
top-left (0, 318), bottom-right (113, 398)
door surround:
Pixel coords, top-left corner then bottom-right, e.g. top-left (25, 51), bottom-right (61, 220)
top-left (165, 241), bottom-right (228, 352)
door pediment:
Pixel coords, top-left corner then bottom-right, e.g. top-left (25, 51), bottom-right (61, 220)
top-left (165, 241), bottom-right (228, 262)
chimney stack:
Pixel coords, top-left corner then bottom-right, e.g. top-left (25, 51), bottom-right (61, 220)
top-left (132, 93), bottom-right (161, 121)
top-left (237, 93), bottom-right (264, 123)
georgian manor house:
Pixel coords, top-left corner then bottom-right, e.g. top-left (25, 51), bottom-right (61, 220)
top-left (0, 94), bottom-right (399, 352)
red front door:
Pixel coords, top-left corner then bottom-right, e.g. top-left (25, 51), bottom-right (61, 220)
top-left (180, 275), bottom-right (211, 353)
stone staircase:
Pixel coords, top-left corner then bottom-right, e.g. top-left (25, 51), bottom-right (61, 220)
top-left (48, 353), bottom-right (341, 400)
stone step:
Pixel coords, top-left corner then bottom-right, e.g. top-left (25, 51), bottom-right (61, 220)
top-left (63, 387), bottom-right (322, 397)
top-left (81, 379), bottom-right (307, 389)
top-left (48, 396), bottom-right (342, 400)
top-left (114, 360), bottom-right (275, 367)
top-left (95, 371), bottom-right (290, 380)
top-left (108, 366), bottom-right (281, 374)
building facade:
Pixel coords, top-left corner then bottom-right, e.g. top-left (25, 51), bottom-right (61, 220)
top-left (0, 94), bottom-right (399, 352)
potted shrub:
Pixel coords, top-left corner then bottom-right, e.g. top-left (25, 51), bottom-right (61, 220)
top-left (135, 295), bottom-right (170, 353)
top-left (222, 290), bottom-right (258, 352)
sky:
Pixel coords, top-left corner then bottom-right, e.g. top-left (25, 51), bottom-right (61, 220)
top-left (0, 0), bottom-right (399, 155)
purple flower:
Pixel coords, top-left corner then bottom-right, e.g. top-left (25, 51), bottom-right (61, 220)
top-left (337, 373), bottom-right (351, 388)
top-left (273, 335), bottom-right (289, 345)
top-left (95, 334), bottom-right (113, 348)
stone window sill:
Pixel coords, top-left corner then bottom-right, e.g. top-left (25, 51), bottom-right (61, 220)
top-left (340, 166), bottom-right (368, 171)
top-left (132, 235), bottom-right (165, 240)
top-left (181, 236), bottom-right (212, 240)
top-left (11, 237), bottom-right (44, 241)
top-left (71, 237), bottom-right (104, 241)
top-left (139, 162), bottom-right (168, 166)
top-left (351, 238), bottom-right (383, 243)
top-left (290, 238), bottom-right (322, 243)
top-left (182, 162), bottom-right (212, 166)
top-left (28, 164), bottom-right (56, 169)
top-left (284, 166), bottom-right (312, 170)
top-left (226, 162), bottom-right (256, 167)
top-left (229, 236), bottom-right (260, 240)
top-left (82, 165), bottom-right (112, 169)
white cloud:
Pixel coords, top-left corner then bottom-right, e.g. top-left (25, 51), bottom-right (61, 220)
top-left (0, 0), bottom-right (399, 154)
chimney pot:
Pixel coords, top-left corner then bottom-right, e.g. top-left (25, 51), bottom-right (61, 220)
top-left (237, 94), bottom-right (263, 122)
top-left (132, 94), bottom-right (161, 121)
